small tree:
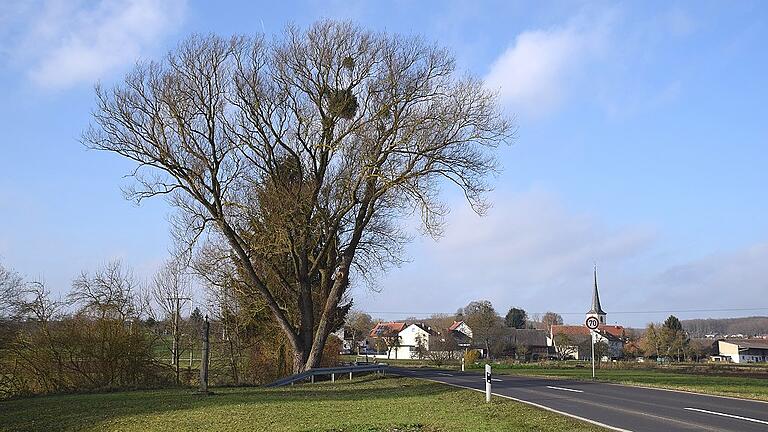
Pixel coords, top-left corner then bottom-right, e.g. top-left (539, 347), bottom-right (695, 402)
top-left (346, 311), bottom-right (374, 354)
top-left (151, 257), bottom-right (192, 384)
top-left (463, 300), bottom-right (504, 358)
top-left (70, 260), bottom-right (138, 321)
top-left (642, 323), bottom-right (661, 358)
top-left (504, 307), bottom-right (527, 329)
top-left (413, 333), bottom-right (429, 360)
top-left (382, 334), bottom-right (401, 359)
top-left (0, 262), bottom-right (24, 319)
top-left (427, 334), bottom-right (459, 366)
top-left (662, 315), bottom-right (688, 361)
top-left (541, 312), bottom-right (564, 330)
top-left (594, 341), bottom-right (611, 365)
top-left (553, 333), bottom-right (577, 360)
top-left (515, 343), bottom-right (531, 362)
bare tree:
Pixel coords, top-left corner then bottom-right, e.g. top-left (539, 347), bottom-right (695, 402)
top-left (83, 21), bottom-right (512, 372)
top-left (553, 333), bottom-right (578, 361)
top-left (0, 262), bottom-right (24, 318)
top-left (541, 312), bottom-right (563, 331)
top-left (70, 260), bottom-right (139, 321)
top-left (151, 256), bottom-right (192, 383)
top-left (462, 300), bottom-right (504, 358)
top-left (346, 311), bottom-right (373, 354)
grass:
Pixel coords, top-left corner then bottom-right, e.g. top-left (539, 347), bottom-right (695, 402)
top-left (0, 375), bottom-right (607, 432)
top-left (470, 363), bottom-right (768, 401)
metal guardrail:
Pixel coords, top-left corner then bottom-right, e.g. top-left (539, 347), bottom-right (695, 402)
top-left (266, 363), bottom-right (388, 387)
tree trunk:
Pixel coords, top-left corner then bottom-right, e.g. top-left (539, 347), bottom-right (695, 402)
top-left (293, 348), bottom-right (311, 373)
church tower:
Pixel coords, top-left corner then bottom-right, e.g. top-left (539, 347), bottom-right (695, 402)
top-left (586, 265), bottom-right (606, 325)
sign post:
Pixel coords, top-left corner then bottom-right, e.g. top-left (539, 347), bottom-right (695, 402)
top-left (585, 316), bottom-right (600, 380)
top-left (485, 364), bottom-right (492, 402)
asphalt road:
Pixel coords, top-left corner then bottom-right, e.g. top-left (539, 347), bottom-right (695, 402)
top-left (389, 367), bottom-right (768, 432)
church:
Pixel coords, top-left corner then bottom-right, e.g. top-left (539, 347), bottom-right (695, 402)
top-left (549, 267), bottom-right (627, 360)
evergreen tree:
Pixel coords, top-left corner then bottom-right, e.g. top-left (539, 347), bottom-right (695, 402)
top-left (504, 307), bottom-right (527, 329)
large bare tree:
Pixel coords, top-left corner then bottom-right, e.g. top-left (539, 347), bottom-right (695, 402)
top-left (84, 20), bottom-right (512, 372)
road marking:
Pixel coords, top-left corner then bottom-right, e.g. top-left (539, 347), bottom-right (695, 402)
top-left (491, 378), bottom-right (503, 382)
top-left (604, 381), bottom-right (768, 405)
top-left (413, 377), bottom-right (632, 432)
top-left (684, 407), bottom-right (768, 425)
top-left (547, 385), bottom-right (584, 393)
top-left (437, 372), bottom-right (453, 376)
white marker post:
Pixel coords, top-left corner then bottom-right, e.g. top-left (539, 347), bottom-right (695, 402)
top-left (461, 356), bottom-right (465, 372)
top-left (485, 364), bottom-right (492, 402)
top-left (585, 316), bottom-right (600, 380)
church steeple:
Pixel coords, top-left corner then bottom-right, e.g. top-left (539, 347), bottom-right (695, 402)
top-left (587, 265), bottom-right (606, 324)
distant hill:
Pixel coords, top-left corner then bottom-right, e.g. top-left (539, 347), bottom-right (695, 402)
top-left (682, 316), bottom-right (768, 337)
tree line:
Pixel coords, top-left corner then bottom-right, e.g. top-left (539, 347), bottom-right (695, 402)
top-left (0, 256), bottom-right (341, 399)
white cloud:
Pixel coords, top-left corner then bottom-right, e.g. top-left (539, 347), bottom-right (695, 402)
top-left (484, 10), bottom-right (615, 118)
top-left (354, 188), bottom-right (657, 321)
top-left (17, 0), bottom-right (186, 89)
top-left (354, 187), bottom-right (768, 326)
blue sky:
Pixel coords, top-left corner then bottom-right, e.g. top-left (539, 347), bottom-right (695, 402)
top-left (1, 1), bottom-right (767, 327)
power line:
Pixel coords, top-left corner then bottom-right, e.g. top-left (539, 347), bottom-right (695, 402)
top-left (358, 307), bottom-right (768, 316)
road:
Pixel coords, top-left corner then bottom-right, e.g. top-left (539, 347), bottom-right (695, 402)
top-left (389, 367), bottom-right (768, 432)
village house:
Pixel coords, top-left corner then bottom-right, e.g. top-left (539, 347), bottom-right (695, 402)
top-left (448, 320), bottom-right (473, 349)
top-left (717, 339), bottom-right (768, 363)
top-left (502, 328), bottom-right (550, 360)
top-left (368, 321), bottom-right (473, 359)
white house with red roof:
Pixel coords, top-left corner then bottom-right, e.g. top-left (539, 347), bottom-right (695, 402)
top-left (368, 321), bottom-right (472, 359)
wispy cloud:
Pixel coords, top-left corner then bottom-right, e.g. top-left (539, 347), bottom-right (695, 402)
top-left (484, 10), bottom-right (617, 118)
top-left (11, 0), bottom-right (186, 90)
top-left (357, 187), bottom-right (768, 326)
top-left (355, 188), bottom-right (657, 320)
top-left (649, 243), bottom-right (768, 313)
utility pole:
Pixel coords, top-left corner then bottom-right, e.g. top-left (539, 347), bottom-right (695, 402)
top-left (167, 296), bottom-right (190, 384)
top-left (199, 314), bottom-right (210, 394)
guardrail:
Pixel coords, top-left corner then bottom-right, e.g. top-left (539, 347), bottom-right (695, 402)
top-left (266, 363), bottom-right (388, 387)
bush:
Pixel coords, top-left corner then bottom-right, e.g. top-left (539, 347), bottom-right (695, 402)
top-left (1, 317), bottom-right (172, 398)
top-left (464, 349), bottom-right (480, 366)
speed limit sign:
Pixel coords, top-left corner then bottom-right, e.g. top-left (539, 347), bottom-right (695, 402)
top-left (585, 316), bottom-right (600, 330)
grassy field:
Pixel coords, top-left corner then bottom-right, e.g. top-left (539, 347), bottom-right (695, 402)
top-left (472, 363), bottom-right (768, 401)
top-left (0, 375), bottom-right (606, 432)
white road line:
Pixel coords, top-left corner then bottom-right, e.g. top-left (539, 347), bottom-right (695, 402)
top-left (437, 372), bottom-right (453, 376)
top-left (415, 377), bottom-right (632, 432)
top-left (547, 385), bottom-right (584, 393)
top-left (684, 407), bottom-right (768, 425)
top-left (491, 378), bottom-right (503, 382)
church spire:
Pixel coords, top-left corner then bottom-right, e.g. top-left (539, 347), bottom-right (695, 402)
top-left (587, 264), bottom-right (606, 324)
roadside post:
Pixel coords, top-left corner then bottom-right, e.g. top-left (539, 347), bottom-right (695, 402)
top-left (585, 316), bottom-right (600, 379)
top-left (461, 356), bottom-right (465, 372)
top-left (485, 364), bottom-right (492, 402)
top-left (199, 315), bottom-right (210, 394)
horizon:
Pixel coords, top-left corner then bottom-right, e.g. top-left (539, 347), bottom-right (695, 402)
top-left (2, 1), bottom-right (768, 328)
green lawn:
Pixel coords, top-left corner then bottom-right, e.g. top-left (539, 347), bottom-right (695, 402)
top-left (0, 376), bottom-right (606, 432)
top-left (476, 364), bottom-right (768, 401)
